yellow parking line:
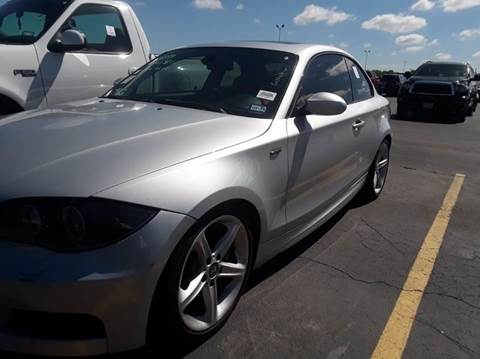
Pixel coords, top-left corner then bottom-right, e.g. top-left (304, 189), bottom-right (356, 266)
top-left (371, 173), bottom-right (465, 359)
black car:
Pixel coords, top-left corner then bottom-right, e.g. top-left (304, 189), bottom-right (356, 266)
top-left (397, 61), bottom-right (479, 122)
top-left (379, 74), bottom-right (407, 97)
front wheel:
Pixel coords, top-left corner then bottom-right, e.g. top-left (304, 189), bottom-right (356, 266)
top-left (358, 141), bottom-right (390, 202)
top-left (148, 209), bottom-right (253, 349)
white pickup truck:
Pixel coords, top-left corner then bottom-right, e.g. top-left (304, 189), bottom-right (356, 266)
top-left (0, 0), bottom-right (151, 115)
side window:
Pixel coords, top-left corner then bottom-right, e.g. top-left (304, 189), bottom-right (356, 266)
top-left (300, 54), bottom-right (353, 104)
top-left (345, 58), bottom-right (373, 102)
top-left (61, 4), bottom-right (132, 53)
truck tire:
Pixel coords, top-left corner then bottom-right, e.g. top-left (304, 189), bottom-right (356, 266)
top-left (0, 95), bottom-right (23, 116)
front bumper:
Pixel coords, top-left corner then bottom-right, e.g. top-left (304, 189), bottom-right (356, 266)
top-left (0, 210), bottom-right (195, 356)
top-left (398, 92), bottom-right (469, 114)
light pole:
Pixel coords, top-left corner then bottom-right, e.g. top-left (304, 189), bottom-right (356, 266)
top-left (403, 60), bottom-right (407, 73)
top-left (364, 49), bottom-right (372, 70)
top-left (275, 24), bottom-right (285, 42)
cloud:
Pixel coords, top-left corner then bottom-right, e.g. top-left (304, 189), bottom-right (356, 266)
top-left (364, 43), bottom-right (372, 48)
top-left (473, 51), bottom-right (480, 58)
top-left (236, 3), bottom-right (244, 10)
top-left (395, 33), bottom-right (426, 46)
top-left (440, 0), bottom-right (480, 12)
top-left (338, 42), bottom-right (349, 49)
top-left (404, 46), bottom-right (425, 52)
top-left (362, 14), bottom-right (427, 34)
top-left (458, 28), bottom-right (480, 40)
top-left (411, 0), bottom-right (435, 11)
top-left (428, 39), bottom-right (440, 46)
top-left (294, 5), bottom-right (355, 26)
top-left (436, 52), bottom-right (452, 60)
top-left (254, 18), bottom-right (261, 24)
top-left (193, 0), bottom-right (223, 10)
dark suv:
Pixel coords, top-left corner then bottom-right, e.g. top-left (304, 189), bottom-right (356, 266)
top-left (379, 74), bottom-right (407, 97)
top-left (397, 61), bottom-right (479, 122)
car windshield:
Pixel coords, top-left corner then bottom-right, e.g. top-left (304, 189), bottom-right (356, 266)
top-left (0, 0), bottom-right (73, 44)
top-left (105, 47), bottom-right (298, 119)
top-left (415, 64), bottom-right (467, 77)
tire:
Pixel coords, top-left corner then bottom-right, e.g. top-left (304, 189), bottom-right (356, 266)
top-left (396, 103), bottom-right (407, 120)
top-left (148, 207), bottom-right (254, 351)
top-left (357, 140), bottom-right (390, 203)
top-left (0, 95), bottom-right (23, 116)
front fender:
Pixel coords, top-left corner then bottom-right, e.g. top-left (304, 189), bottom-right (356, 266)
top-left (96, 120), bottom-right (290, 246)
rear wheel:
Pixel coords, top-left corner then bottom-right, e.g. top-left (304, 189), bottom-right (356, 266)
top-left (148, 209), bottom-right (254, 350)
top-left (358, 141), bottom-right (390, 202)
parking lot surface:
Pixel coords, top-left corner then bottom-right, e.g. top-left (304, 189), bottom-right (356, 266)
top-left (2, 98), bottom-right (480, 359)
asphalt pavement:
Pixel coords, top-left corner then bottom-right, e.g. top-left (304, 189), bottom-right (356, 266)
top-left (3, 98), bottom-right (480, 358)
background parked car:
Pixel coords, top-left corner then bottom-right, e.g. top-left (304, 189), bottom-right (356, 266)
top-left (397, 61), bottom-right (478, 122)
top-left (379, 74), bottom-right (407, 97)
top-left (0, 0), bottom-right (151, 116)
top-left (367, 70), bottom-right (381, 90)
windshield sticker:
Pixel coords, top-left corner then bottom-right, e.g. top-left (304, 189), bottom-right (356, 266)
top-left (106, 25), bottom-right (116, 37)
top-left (352, 66), bottom-right (361, 79)
top-left (250, 104), bottom-right (267, 113)
top-left (257, 90), bottom-right (277, 102)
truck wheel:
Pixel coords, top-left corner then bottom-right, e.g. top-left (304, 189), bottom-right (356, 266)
top-left (396, 104), bottom-right (407, 120)
top-left (0, 95), bottom-right (23, 116)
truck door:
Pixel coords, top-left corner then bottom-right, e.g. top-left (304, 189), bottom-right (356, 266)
top-left (35, 3), bottom-right (147, 107)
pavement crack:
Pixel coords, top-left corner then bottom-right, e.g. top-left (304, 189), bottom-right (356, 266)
top-left (423, 291), bottom-right (480, 311)
top-left (415, 318), bottom-right (480, 357)
top-left (300, 257), bottom-right (480, 312)
top-left (299, 256), bottom-right (407, 291)
top-left (360, 218), bottom-right (406, 256)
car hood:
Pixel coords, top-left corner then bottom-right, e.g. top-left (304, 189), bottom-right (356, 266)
top-left (409, 75), bottom-right (464, 83)
top-left (0, 99), bottom-right (271, 200)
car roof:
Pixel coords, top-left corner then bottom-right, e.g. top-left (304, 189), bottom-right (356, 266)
top-left (422, 61), bottom-right (467, 66)
top-left (175, 41), bottom-right (347, 56)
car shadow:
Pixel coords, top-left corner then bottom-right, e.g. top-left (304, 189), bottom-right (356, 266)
top-left (0, 194), bottom-right (373, 359)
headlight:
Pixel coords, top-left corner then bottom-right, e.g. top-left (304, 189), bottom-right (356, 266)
top-left (454, 81), bottom-right (469, 94)
top-left (399, 82), bottom-right (412, 93)
top-left (0, 198), bottom-right (159, 252)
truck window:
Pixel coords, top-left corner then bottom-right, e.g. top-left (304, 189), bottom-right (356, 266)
top-left (61, 4), bottom-right (132, 53)
top-left (0, 0), bottom-right (73, 44)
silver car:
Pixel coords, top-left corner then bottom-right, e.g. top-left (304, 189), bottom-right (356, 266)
top-left (0, 42), bottom-right (391, 356)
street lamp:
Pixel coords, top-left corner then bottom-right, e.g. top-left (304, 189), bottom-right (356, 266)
top-left (275, 24), bottom-right (285, 42)
top-left (364, 49), bottom-right (372, 70)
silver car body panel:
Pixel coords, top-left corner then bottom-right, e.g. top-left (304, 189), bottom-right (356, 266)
top-left (0, 42), bottom-right (391, 355)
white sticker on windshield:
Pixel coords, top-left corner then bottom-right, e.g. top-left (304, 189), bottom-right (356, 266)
top-left (352, 66), bottom-right (361, 79)
top-left (250, 104), bottom-right (267, 113)
top-left (257, 90), bottom-right (277, 102)
top-left (106, 25), bottom-right (116, 37)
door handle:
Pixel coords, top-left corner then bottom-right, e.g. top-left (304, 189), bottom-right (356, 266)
top-left (352, 120), bottom-right (366, 130)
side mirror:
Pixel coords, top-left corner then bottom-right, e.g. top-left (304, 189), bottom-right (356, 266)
top-left (473, 74), bottom-right (480, 81)
top-left (304, 92), bottom-right (347, 116)
top-left (113, 78), bottom-right (124, 87)
top-left (49, 29), bottom-right (86, 53)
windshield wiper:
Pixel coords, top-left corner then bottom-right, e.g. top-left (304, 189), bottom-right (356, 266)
top-left (155, 98), bottom-right (229, 114)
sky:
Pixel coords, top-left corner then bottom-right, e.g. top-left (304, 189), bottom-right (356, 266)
top-left (124, 0), bottom-right (480, 72)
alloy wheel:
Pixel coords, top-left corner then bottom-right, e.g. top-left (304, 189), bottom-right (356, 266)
top-left (373, 143), bottom-right (390, 195)
top-left (178, 215), bottom-right (249, 332)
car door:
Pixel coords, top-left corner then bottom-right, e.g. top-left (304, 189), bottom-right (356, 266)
top-left (34, 3), bottom-right (146, 107)
top-left (285, 54), bottom-right (363, 232)
top-left (344, 57), bottom-right (379, 177)
top-left (0, 9), bottom-right (47, 110)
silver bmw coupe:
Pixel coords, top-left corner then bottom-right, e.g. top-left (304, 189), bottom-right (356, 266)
top-left (0, 42), bottom-right (391, 356)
